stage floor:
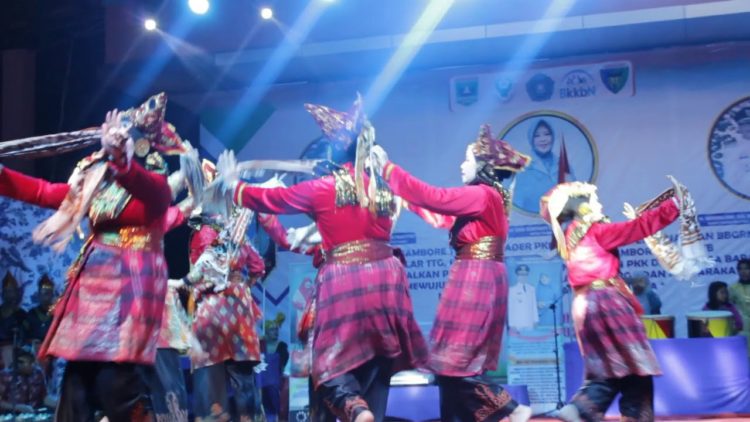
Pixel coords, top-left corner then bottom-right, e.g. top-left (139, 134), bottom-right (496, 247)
top-left (529, 417), bottom-right (750, 421)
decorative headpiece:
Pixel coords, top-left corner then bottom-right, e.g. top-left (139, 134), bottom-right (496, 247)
top-left (305, 94), bottom-right (394, 216)
top-left (539, 182), bottom-right (598, 259)
top-left (471, 124), bottom-right (531, 173)
top-left (304, 94), bottom-right (365, 148)
top-left (122, 92), bottom-right (187, 157)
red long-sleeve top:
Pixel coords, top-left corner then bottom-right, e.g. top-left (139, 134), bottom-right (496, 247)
top-left (565, 199), bottom-right (679, 288)
top-left (0, 163), bottom-right (171, 228)
top-left (384, 163), bottom-right (507, 248)
top-left (233, 164), bottom-right (392, 251)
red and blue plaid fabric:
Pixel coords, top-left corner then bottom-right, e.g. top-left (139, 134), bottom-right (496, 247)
top-left (311, 256), bottom-right (428, 387)
top-left (573, 286), bottom-right (661, 379)
top-left (428, 260), bottom-right (508, 377)
top-left (192, 283), bottom-right (262, 369)
top-left (38, 240), bottom-right (168, 364)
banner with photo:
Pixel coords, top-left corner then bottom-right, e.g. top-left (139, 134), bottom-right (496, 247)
top-left (450, 61), bottom-right (634, 111)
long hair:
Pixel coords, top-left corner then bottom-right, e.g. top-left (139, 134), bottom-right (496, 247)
top-left (706, 280), bottom-right (728, 309)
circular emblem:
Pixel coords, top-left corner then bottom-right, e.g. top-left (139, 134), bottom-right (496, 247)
top-left (134, 138), bottom-right (151, 158)
top-left (498, 110), bottom-right (598, 216)
top-left (708, 96), bottom-right (750, 200)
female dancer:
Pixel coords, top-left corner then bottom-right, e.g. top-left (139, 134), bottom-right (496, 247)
top-left (0, 94), bottom-right (185, 421)
top-left (539, 181), bottom-right (682, 421)
top-left (215, 95), bottom-right (428, 422)
top-left (378, 124), bottom-right (532, 422)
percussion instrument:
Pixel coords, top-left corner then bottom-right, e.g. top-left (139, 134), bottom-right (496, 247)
top-left (687, 310), bottom-right (732, 338)
top-left (641, 314), bottom-right (675, 339)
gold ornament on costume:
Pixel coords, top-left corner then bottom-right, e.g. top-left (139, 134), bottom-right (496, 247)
top-left (134, 138), bottom-right (151, 157)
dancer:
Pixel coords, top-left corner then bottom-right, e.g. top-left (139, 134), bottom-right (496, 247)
top-left (539, 181), bottom-right (683, 422)
top-left (377, 124), bottom-right (533, 422)
top-left (176, 161), bottom-right (265, 422)
top-left (0, 93), bottom-right (185, 421)
top-left (214, 95), bottom-right (428, 422)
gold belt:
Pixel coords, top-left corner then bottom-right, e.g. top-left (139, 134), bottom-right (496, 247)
top-left (590, 278), bottom-right (618, 289)
top-left (454, 236), bottom-right (505, 261)
top-left (326, 239), bottom-right (393, 265)
top-left (95, 227), bottom-right (161, 251)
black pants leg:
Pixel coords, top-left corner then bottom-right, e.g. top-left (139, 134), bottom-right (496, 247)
top-left (226, 360), bottom-right (263, 421)
top-left (436, 375), bottom-right (518, 422)
top-left (618, 375), bottom-right (654, 422)
top-left (56, 361), bottom-right (97, 422)
top-left (56, 361), bottom-right (150, 422)
top-left (141, 348), bottom-right (189, 421)
top-left (570, 379), bottom-right (619, 422)
top-left (193, 362), bottom-right (230, 420)
top-left (309, 376), bottom-right (336, 422)
top-left (317, 357), bottom-right (394, 422)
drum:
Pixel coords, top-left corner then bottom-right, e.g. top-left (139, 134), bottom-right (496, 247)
top-left (641, 315), bottom-right (675, 339)
top-left (687, 311), bottom-right (733, 338)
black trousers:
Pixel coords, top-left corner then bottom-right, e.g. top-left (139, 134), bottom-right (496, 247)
top-left (192, 360), bottom-right (262, 420)
top-left (569, 375), bottom-right (654, 422)
top-left (436, 375), bottom-right (518, 422)
top-left (308, 376), bottom-right (335, 422)
top-left (55, 360), bottom-right (150, 422)
top-left (140, 348), bottom-right (189, 421)
top-left (316, 356), bottom-right (393, 422)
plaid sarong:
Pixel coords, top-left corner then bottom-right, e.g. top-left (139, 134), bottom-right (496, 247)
top-left (572, 284), bottom-right (661, 379)
top-left (428, 259), bottom-right (508, 376)
top-left (38, 237), bottom-right (168, 364)
top-left (312, 253), bottom-right (428, 387)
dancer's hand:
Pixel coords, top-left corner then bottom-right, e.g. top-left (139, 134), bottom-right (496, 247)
top-left (101, 109), bottom-right (133, 168)
top-left (622, 202), bottom-right (637, 220)
top-left (370, 144), bottom-right (389, 174)
top-left (287, 222), bottom-right (321, 250)
top-left (216, 149), bottom-right (239, 193)
top-left (667, 175), bottom-right (685, 208)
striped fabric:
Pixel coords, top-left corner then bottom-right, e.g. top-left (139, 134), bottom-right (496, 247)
top-left (38, 240), bottom-right (168, 364)
top-left (311, 256), bottom-right (428, 387)
top-left (572, 285), bottom-right (661, 379)
top-left (428, 259), bottom-right (508, 377)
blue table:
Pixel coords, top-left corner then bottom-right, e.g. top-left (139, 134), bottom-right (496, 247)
top-left (564, 337), bottom-right (750, 416)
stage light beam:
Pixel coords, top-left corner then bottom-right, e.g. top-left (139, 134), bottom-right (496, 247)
top-left (260, 7), bottom-right (274, 20)
top-left (188, 0), bottom-right (210, 15)
top-left (144, 18), bottom-right (158, 31)
top-left (365, 0), bottom-right (454, 115)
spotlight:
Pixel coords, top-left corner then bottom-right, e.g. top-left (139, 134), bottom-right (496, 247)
top-left (188, 0), bottom-right (210, 15)
top-left (260, 7), bottom-right (273, 20)
top-left (144, 18), bottom-right (158, 31)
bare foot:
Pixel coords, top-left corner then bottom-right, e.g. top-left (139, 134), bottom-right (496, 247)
top-left (558, 404), bottom-right (583, 422)
top-left (509, 404), bottom-right (532, 422)
top-left (354, 410), bottom-right (375, 422)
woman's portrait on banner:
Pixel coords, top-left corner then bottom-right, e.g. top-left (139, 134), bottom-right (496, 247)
top-left (499, 111), bottom-right (598, 215)
top-left (709, 97), bottom-right (750, 199)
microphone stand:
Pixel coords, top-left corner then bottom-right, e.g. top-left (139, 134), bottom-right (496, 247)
top-left (549, 286), bottom-right (569, 411)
